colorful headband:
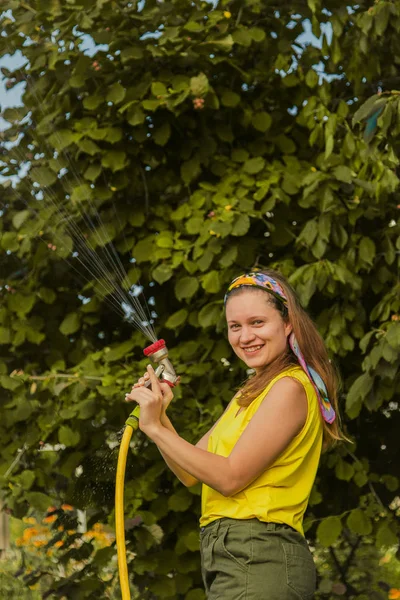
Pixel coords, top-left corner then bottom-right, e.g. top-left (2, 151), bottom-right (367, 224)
top-left (225, 272), bottom-right (288, 306)
top-left (225, 272), bottom-right (336, 424)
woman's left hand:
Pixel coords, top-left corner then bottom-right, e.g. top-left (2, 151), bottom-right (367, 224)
top-left (125, 365), bottom-right (164, 435)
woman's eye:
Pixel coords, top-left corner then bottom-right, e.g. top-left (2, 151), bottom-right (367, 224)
top-left (253, 320), bottom-right (263, 325)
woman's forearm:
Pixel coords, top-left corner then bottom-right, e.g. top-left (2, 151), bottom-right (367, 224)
top-left (157, 413), bottom-right (199, 487)
top-left (146, 421), bottom-right (231, 496)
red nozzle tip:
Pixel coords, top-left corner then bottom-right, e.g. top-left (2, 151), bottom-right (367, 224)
top-left (143, 339), bottom-right (166, 356)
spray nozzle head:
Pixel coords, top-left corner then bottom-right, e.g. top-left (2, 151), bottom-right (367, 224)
top-left (143, 339), bottom-right (166, 357)
top-left (142, 339), bottom-right (178, 387)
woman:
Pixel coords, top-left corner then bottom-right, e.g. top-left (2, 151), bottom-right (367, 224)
top-left (125, 269), bottom-right (346, 599)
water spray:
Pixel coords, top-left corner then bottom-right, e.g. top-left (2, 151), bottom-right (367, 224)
top-left (115, 339), bottom-right (178, 600)
top-left (0, 25), bottom-right (174, 599)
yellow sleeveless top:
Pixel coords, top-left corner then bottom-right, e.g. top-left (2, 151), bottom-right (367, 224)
top-left (200, 366), bottom-right (323, 535)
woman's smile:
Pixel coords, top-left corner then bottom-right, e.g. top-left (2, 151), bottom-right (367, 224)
top-left (241, 344), bottom-right (264, 354)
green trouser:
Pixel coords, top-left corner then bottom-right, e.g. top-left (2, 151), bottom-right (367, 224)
top-left (200, 518), bottom-right (316, 600)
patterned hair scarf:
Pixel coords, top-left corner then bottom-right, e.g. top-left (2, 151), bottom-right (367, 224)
top-left (225, 272), bottom-right (336, 424)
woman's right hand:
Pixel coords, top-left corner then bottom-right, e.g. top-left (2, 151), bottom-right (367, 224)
top-left (130, 371), bottom-right (180, 415)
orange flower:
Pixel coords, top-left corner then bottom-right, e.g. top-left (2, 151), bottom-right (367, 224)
top-left (54, 540), bottom-right (64, 548)
top-left (23, 516), bottom-right (37, 524)
top-left (33, 540), bottom-right (46, 547)
top-left (193, 97), bottom-right (205, 110)
top-left (61, 504), bottom-right (74, 511)
top-left (43, 514), bottom-right (57, 524)
top-left (389, 590), bottom-right (400, 600)
top-left (25, 527), bottom-right (39, 538)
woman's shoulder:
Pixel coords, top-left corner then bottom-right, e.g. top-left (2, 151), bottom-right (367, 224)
top-left (271, 365), bottom-right (310, 386)
top-left (253, 366), bottom-right (314, 402)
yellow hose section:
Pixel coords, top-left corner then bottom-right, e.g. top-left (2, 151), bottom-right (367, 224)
top-left (115, 406), bottom-right (140, 600)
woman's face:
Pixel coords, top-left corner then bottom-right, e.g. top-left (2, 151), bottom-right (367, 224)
top-left (226, 289), bottom-right (292, 372)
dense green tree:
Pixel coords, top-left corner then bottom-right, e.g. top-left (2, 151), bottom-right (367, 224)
top-left (0, 0), bottom-right (399, 598)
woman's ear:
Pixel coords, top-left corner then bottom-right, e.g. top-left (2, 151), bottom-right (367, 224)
top-left (284, 321), bottom-right (293, 337)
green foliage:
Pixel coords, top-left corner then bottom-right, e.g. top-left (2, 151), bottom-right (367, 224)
top-left (0, 0), bottom-right (400, 598)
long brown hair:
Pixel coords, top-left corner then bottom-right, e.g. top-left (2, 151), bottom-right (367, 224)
top-left (226, 269), bottom-right (347, 450)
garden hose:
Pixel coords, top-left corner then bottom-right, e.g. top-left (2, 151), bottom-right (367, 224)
top-left (115, 340), bottom-right (178, 599)
top-left (115, 406), bottom-right (140, 600)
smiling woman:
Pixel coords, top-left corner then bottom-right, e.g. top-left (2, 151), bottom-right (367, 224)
top-left (125, 269), bottom-right (347, 600)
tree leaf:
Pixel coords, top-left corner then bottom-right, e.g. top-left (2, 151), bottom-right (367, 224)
top-left (84, 163), bottom-right (102, 181)
top-left (175, 277), bottom-right (199, 301)
top-left (190, 73), bottom-right (209, 97)
top-left (221, 91), bottom-right (241, 107)
top-left (352, 95), bottom-right (387, 124)
top-left (376, 522), bottom-right (397, 548)
top-left (58, 425), bottom-right (81, 447)
top-left (152, 264), bottom-right (173, 284)
top-left (153, 122), bottom-right (171, 146)
top-left (317, 516), bottom-right (342, 546)
top-left (19, 470), bottom-right (35, 490)
top-left (243, 157), bottom-right (265, 174)
top-left (12, 209), bottom-right (30, 230)
top-left (386, 323), bottom-right (400, 349)
top-left (359, 237), bottom-right (376, 265)
top-left (198, 302), bottom-right (222, 328)
top-left (8, 293), bottom-right (36, 316)
top-left (249, 27), bottom-right (266, 42)
top-left (202, 271), bottom-right (221, 293)
top-left (104, 339), bottom-right (135, 362)
top-left (59, 312), bottom-right (81, 335)
top-left (334, 165), bottom-right (353, 183)
top-left (182, 530), bottom-right (200, 551)
top-left (219, 245), bottom-right (238, 267)
top-left (184, 21), bottom-right (204, 32)
top-left (83, 95), bottom-right (104, 110)
top-left (25, 491), bottom-right (55, 512)
top-left (29, 167), bottom-right (57, 187)
top-left (335, 458), bottom-right (355, 481)
top-left (151, 81), bottom-right (168, 97)
top-left (306, 69), bottom-right (319, 88)
top-left (78, 139), bottom-right (101, 155)
top-left (106, 82), bottom-right (126, 104)
top-left (206, 34), bottom-right (234, 49)
top-left (181, 158), bottom-right (201, 184)
top-left (101, 150), bottom-right (127, 172)
top-left (165, 309), bottom-right (188, 329)
top-left (346, 508), bottom-right (372, 535)
top-left (232, 214), bottom-right (250, 236)
top-left (251, 112), bottom-right (272, 132)
top-left (134, 237), bottom-right (155, 262)
top-left (375, 3), bottom-right (390, 36)
top-left (0, 375), bottom-right (23, 391)
top-left (121, 46), bottom-right (144, 61)
top-left (346, 373), bottom-right (373, 417)
top-left (168, 489), bottom-right (192, 511)
top-left (0, 327), bottom-right (11, 344)
top-left (325, 134), bottom-right (334, 159)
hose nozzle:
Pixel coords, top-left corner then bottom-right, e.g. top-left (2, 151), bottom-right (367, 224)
top-left (143, 339), bottom-right (178, 387)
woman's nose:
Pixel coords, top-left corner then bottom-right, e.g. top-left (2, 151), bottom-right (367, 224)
top-left (239, 327), bottom-right (256, 343)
